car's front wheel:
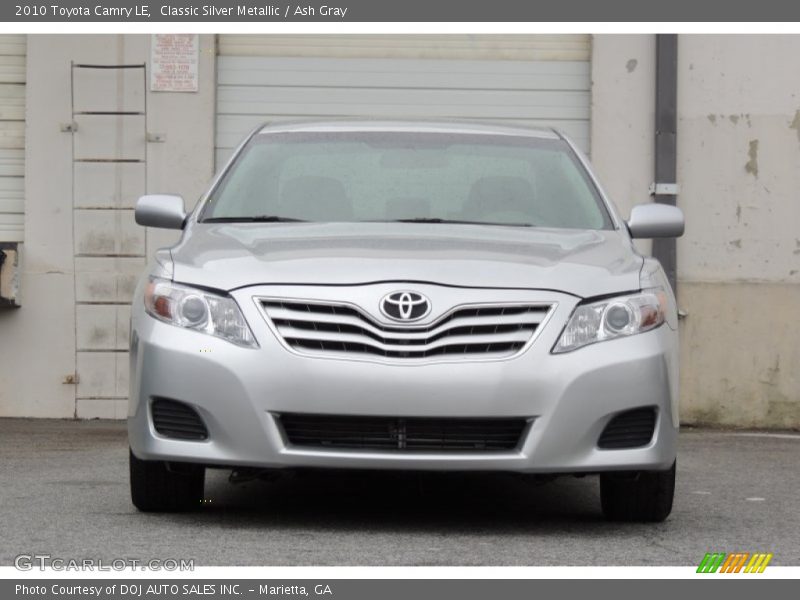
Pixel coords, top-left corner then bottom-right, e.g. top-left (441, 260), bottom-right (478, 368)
top-left (600, 460), bottom-right (676, 522)
top-left (129, 449), bottom-right (205, 512)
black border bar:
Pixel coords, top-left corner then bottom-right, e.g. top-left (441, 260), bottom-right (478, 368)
top-left (5, 0), bottom-right (800, 22)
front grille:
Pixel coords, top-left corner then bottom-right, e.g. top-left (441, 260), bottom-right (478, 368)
top-left (151, 398), bottom-right (208, 440)
top-left (598, 407), bottom-right (657, 449)
top-left (280, 414), bottom-right (529, 452)
top-left (261, 299), bottom-right (551, 361)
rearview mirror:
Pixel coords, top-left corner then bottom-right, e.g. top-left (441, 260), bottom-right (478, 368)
top-left (135, 195), bottom-right (187, 230)
top-left (626, 203), bottom-right (684, 239)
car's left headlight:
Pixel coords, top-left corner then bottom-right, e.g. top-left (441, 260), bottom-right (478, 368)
top-left (144, 277), bottom-right (258, 348)
top-left (552, 288), bottom-right (667, 353)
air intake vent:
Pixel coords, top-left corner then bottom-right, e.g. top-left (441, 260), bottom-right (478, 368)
top-left (598, 408), bottom-right (657, 449)
top-left (280, 414), bottom-right (529, 452)
top-left (151, 398), bottom-right (208, 441)
top-left (261, 299), bottom-right (551, 362)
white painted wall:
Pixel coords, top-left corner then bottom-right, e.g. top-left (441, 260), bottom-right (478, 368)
top-left (677, 35), bottom-right (800, 285)
top-left (592, 34), bottom-right (800, 428)
top-left (0, 35), bottom-right (76, 417)
top-left (591, 35), bottom-right (656, 219)
top-left (676, 35), bottom-right (800, 428)
top-left (3, 34), bottom-right (798, 427)
top-left (590, 35), bottom-right (655, 257)
top-left (0, 35), bottom-right (215, 418)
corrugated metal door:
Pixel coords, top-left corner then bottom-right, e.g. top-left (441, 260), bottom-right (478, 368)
top-left (0, 35), bottom-right (25, 242)
top-left (215, 35), bottom-right (591, 167)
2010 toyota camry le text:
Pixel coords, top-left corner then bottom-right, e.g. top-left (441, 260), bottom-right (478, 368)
top-left (128, 121), bottom-right (685, 522)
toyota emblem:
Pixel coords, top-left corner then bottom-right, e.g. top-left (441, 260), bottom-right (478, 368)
top-left (380, 291), bottom-right (431, 322)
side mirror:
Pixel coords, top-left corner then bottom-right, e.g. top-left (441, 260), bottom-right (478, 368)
top-left (626, 203), bottom-right (685, 239)
top-left (135, 195), bottom-right (187, 230)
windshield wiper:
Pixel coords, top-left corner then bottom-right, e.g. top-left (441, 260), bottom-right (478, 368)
top-left (384, 218), bottom-right (533, 227)
top-left (202, 215), bottom-right (308, 223)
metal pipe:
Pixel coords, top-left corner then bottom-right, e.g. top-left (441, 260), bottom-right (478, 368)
top-left (652, 34), bottom-right (679, 294)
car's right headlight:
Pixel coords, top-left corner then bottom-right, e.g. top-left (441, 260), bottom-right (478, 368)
top-left (552, 288), bottom-right (667, 353)
top-left (144, 277), bottom-right (258, 348)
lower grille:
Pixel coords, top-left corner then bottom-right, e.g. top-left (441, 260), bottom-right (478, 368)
top-left (151, 398), bottom-right (208, 440)
top-left (598, 407), bottom-right (657, 449)
top-left (280, 414), bottom-right (528, 452)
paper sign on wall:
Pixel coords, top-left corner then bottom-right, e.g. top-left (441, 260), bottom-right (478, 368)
top-left (150, 34), bottom-right (199, 92)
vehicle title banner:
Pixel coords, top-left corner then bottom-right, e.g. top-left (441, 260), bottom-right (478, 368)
top-left (5, 0), bottom-right (800, 22)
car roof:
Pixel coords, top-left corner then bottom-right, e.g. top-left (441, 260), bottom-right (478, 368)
top-left (255, 119), bottom-right (562, 140)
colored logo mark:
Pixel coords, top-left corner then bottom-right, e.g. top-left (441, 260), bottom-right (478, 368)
top-left (697, 552), bottom-right (773, 573)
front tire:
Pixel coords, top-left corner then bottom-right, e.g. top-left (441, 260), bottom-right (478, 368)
top-left (129, 449), bottom-right (205, 512)
top-left (600, 460), bottom-right (676, 522)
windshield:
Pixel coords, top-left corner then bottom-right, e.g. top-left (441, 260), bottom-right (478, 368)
top-left (200, 131), bottom-right (612, 230)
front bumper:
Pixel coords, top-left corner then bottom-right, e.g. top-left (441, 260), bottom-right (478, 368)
top-left (128, 284), bottom-right (679, 473)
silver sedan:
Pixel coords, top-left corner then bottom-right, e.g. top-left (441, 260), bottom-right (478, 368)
top-left (128, 121), bottom-right (684, 521)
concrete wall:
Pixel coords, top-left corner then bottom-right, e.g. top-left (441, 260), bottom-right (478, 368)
top-left (0, 35), bottom-right (215, 418)
top-left (591, 35), bottom-right (656, 220)
top-left (676, 35), bottom-right (800, 428)
top-left (2, 34), bottom-right (798, 428)
top-left (592, 34), bottom-right (800, 428)
top-left (590, 35), bottom-right (655, 257)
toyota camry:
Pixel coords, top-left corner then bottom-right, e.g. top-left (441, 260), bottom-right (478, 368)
top-left (128, 121), bottom-right (684, 521)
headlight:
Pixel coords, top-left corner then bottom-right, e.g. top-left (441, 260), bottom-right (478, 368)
top-left (552, 288), bottom-right (667, 353)
top-left (144, 277), bottom-right (258, 348)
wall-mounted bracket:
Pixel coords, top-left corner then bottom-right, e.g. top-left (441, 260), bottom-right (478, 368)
top-left (649, 182), bottom-right (680, 196)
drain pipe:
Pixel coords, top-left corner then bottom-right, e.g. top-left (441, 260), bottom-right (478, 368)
top-left (651, 34), bottom-right (679, 295)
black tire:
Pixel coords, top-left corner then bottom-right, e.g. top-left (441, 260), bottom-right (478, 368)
top-left (129, 449), bottom-right (205, 512)
top-left (600, 460), bottom-right (676, 522)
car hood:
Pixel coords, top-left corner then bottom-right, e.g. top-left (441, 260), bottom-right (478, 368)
top-left (168, 223), bottom-right (642, 298)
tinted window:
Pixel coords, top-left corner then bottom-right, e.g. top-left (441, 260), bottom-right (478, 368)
top-left (202, 132), bottom-right (612, 229)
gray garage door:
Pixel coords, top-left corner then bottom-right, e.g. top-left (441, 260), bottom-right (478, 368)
top-left (0, 35), bottom-right (25, 242)
top-left (215, 35), bottom-right (591, 167)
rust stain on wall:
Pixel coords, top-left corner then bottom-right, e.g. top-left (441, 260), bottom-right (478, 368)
top-left (790, 110), bottom-right (800, 142)
top-left (745, 140), bottom-right (759, 178)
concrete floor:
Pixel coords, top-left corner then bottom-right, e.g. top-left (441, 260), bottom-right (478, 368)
top-left (1, 419), bottom-right (798, 566)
